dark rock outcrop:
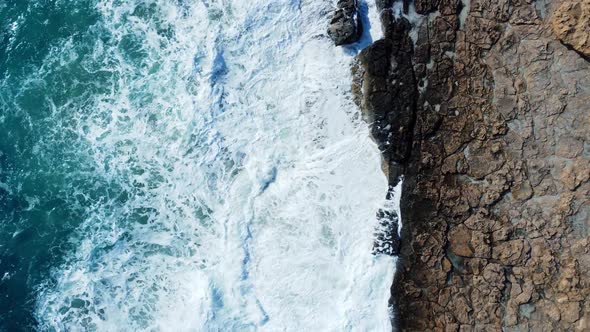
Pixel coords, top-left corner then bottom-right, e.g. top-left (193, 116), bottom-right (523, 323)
top-left (350, 0), bottom-right (590, 330)
top-left (352, 11), bottom-right (417, 258)
top-left (352, 11), bottom-right (417, 185)
top-left (327, 0), bottom-right (363, 45)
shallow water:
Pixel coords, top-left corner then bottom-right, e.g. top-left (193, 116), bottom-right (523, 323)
top-left (0, 0), bottom-right (396, 330)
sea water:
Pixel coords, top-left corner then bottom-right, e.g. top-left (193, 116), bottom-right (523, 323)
top-left (0, 0), bottom-right (396, 330)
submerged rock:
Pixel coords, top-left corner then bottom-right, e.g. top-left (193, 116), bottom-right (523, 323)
top-left (327, 0), bottom-right (362, 46)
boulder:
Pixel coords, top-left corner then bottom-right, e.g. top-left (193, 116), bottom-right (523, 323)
top-left (327, 0), bottom-right (362, 45)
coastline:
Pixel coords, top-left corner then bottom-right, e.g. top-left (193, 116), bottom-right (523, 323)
top-left (331, 0), bottom-right (590, 330)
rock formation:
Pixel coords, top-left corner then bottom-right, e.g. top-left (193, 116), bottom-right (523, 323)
top-left (346, 0), bottom-right (590, 330)
top-left (551, 0), bottom-right (590, 59)
top-left (327, 0), bottom-right (363, 45)
top-left (352, 9), bottom-right (417, 185)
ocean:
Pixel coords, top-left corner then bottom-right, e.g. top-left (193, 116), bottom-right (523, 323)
top-left (0, 0), bottom-right (396, 330)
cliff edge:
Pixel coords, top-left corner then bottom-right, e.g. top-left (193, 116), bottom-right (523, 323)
top-left (344, 0), bottom-right (590, 330)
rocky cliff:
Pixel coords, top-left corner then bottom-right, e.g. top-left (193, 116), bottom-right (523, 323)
top-left (335, 0), bottom-right (590, 330)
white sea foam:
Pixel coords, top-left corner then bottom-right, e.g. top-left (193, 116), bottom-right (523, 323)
top-left (35, 0), bottom-right (396, 330)
top-left (364, 0), bottom-right (384, 42)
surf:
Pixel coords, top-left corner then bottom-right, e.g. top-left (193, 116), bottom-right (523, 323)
top-left (7, 0), bottom-right (399, 330)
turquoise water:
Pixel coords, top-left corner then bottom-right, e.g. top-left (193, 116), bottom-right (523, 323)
top-left (0, 1), bottom-right (102, 329)
top-left (0, 0), bottom-right (396, 330)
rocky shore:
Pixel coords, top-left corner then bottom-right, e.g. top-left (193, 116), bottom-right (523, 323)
top-left (330, 0), bottom-right (590, 330)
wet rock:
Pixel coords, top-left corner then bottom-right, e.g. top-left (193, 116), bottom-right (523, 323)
top-left (352, 11), bottom-right (417, 260)
top-left (375, 0), bottom-right (394, 12)
top-left (327, 0), bottom-right (362, 46)
top-left (373, 207), bottom-right (401, 255)
top-left (353, 15), bottom-right (417, 174)
top-left (346, 0), bottom-right (590, 330)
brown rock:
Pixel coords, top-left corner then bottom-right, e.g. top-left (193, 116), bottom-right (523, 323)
top-left (449, 225), bottom-right (474, 257)
top-left (348, 0), bottom-right (590, 330)
top-left (560, 301), bottom-right (581, 323)
top-left (511, 180), bottom-right (533, 201)
top-left (551, 0), bottom-right (590, 58)
top-left (492, 240), bottom-right (531, 266)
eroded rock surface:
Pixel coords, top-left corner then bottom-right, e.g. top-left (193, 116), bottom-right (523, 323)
top-left (351, 0), bottom-right (590, 330)
top-left (552, 0), bottom-right (590, 58)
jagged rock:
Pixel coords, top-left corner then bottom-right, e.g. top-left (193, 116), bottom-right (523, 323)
top-left (345, 0), bottom-right (590, 330)
top-left (414, 0), bottom-right (439, 14)
top-left (375, 0), bottom-right (394, 12)
top-left (551, 0), bottom-right (590, 58)
top-left (352, 13), bottom-right (417, 260)
top-left (327, 0), bottom-right (362, 46)
top-left (373, 207), bottom-right (401, 255)
top-left (353, 15), bottom-right (416, 175)
top-left (346, 0), bottom-right (590, 331)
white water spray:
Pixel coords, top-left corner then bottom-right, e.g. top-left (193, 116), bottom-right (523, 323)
top-left (35, 0), bottom-right (396, 330)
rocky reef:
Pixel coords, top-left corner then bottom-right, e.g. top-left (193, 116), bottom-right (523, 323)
top-left (343, 0), bottom-right (589, 330)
